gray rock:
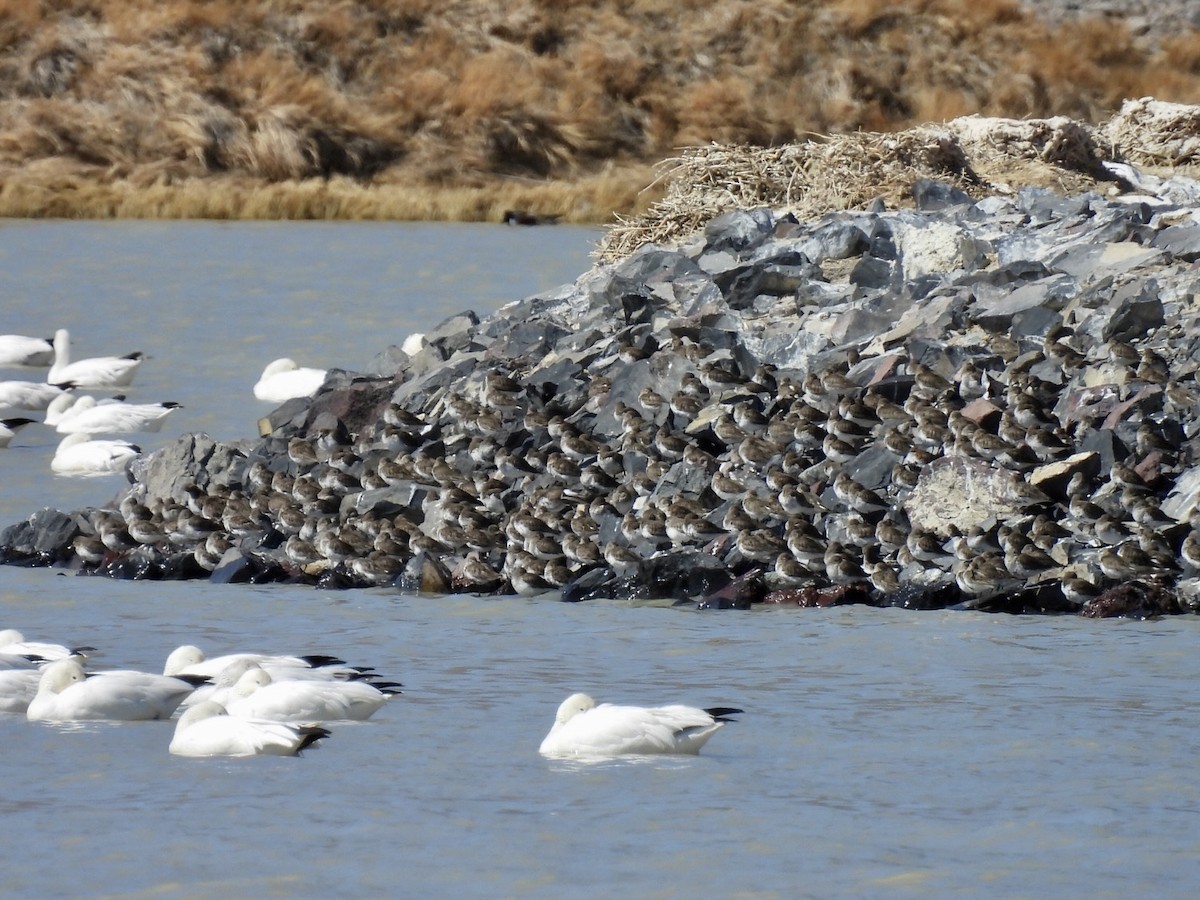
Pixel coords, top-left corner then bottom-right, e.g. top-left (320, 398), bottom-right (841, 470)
top-left (905, 458), bottom-right (1050, 536)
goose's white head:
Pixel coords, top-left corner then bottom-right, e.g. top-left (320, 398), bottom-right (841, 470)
top-left (164, 644), bottom-right (206, 676)
top-left (38, 657), bottom-right (86, 695)
top-left (554, 692), bottom-right (597, 726)
top-left (176, 700), bottom-right (228, 728)
top-left (232, 667), bottom-right (273, 698)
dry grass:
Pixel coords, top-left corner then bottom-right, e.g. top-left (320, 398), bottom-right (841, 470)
top-left (596, 103), bottom-right (1200, 261)
top-left (1, 0), bottom-right (1200, 225)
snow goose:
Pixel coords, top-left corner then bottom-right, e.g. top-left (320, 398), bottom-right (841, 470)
top-left (0, 379), bottom-right (68, 412)
top-left (46, 328), bottom-right (144, 389)
top-left (51, 432), bottom-right (141, 476)
top-left (54, 395), bottom-right (181, 434)
top-left (0, 652), bottom-right (41, 670)
top-left (179, 656), bottom-right (375, 703)
top-left (0, 417), bottom-right (36, 448)
top-left (0, 379), bottom-right (68, 415)
top-left (169, 700), bottom-right (331, 757)
top-left (26, 657), bottom-right (202, 721)
top-left (163, 644), bottom-right (365, 682)
top-left (0, 629), bottom-right (91, 663)
top-left (538, 693), bottom-right (742, 758)
top-left (223, 666), bottom-right (399, 722)
top-left (0, 668), bottom-right (43, 713)
top-left (0, 334), bottom-right (54, 367)
top-left (253, 358), bottom-right (327, 403)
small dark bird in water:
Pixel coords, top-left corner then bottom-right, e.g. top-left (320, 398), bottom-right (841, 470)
top-left (503, 210), bottom-right (561, 226)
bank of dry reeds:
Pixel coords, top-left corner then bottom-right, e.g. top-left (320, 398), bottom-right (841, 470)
top-left (1, 0), bottom-right (1200, 223)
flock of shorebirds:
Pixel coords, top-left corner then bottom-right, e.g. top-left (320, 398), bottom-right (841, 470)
top-left (6, 304), bottom-right (1196, 613)
top-left (0, 330), bottom-right (327, 476)
top-left (1, 629), bottom-right (737, 759)
top-left (197, 315), bottom-right (1194, 608)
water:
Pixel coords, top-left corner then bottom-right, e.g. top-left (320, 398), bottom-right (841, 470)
top-left (2, 222), bottom-right (1199, 898)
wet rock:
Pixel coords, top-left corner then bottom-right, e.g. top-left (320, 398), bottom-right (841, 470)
top-left (0, 508), bottom-right (81, 564)
top-left (1080, 580), bottom-right (1186, 619)
top-left (695, 569), bottom-right (764, 609)
top-left (761, 582), bottom-right (875, 608)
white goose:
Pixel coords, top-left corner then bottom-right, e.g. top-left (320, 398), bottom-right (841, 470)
top-left (0, 629), bottom-right (87, 662)
top-left (0, 668), bottom-right (43, 713)
top-left (0, 379), bottom-right (68, 411)
top-left (169, 700), bottom-right (331, 757)
top-left (54, 395), bottom-right (182, 434)
top-left (0, 333), bottom-right (54, 367)
top-left (46, 328), bottom-right (144, 389)
top-left (163, 644), bottom-right (364, 681)
top-left (51, 433), bottom-right (141, 476)
top-left (538, 693), bottom-right (742, 758)
top-left (0, 417), bottom-right (36, 448)
top-left (26, 657), bottom-right (201, 721)
top-left (253, 358), bottom-right (327, 403)
top-left (0, 653), bottom-right (40, 670)
top-left (223, 666), bottom-right (398, 722)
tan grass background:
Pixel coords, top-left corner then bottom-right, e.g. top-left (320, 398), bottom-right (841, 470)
top-left (2, 0), bottom-right (1200, 224)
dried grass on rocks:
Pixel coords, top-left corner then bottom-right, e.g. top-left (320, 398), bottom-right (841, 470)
top-left (597, 102), bottom-right (1200, 262)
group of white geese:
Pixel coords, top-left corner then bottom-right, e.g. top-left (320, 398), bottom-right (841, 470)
top-left (1, 628), bottom-right (740, 759)
top-left (0, 329), bottom-right (329, 476)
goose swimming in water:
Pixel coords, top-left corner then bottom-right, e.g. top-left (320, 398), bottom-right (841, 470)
top-left (0, 380), bottom-right (69, 412)
top-left (253, 358), bottom-right (327, 403)
top-left (26, 657), bottom-right (201, 721)
top-left (52, 395), bottom-right (181, 434)
top-left (163, 644), bottom-right (363, 681)
top-left (0, 417), bottom-right (36, 448)
top-left (538, 692), bottom-right (742, 758)
top-left (0, 667), bottom-right (42, 713)
top-left (169, 700), bottom-right (331, 757)
top-left (50, 432), bottom-right (141, 477)
top-left (46, 328), bottom-right (143, 389)
top-left (0, 334), bottom-right (54, 367)
top-left (0, 629), bottom-right (92, 663)
top-left (222, 666), bottom-right (399, 722)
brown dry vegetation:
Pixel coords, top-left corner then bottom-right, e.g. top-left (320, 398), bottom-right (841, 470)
top-left (1, 0), bottom-right (1199, 223)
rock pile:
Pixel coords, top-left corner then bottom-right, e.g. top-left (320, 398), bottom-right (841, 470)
top-left (7, 163), bottom-right (1200, 616)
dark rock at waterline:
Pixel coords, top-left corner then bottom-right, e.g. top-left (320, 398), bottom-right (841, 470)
top-left (0, 508), bottom-right (81, 565)
top-left (1079, 581), bottom-right (1185, 619)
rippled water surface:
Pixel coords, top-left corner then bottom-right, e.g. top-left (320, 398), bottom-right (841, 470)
top-left (1, 222), bottom-right (1198, 898)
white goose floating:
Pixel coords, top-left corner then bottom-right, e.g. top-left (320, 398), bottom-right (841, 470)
top-left (0, 333), bottom-right (54, 367)
top-left (47, 328), bottom-right (144, 389)
top-left (0, 667), bottom-right (41, 714)
top-left (0, 379), bottom-right (68, 412)
top-left (26, 658), bottom-right (201, 722)
top-left (222, 666), bottom-right (399, 722)
top-left (0, 629), bottom-right (86, 662)
top-left (0, 417), bottom-right (36, 449)
top-left (53, 395), bottom-right (181, 435)
top-left (253, 358), bottom-right (327, 403)
top-left (51, 433), bottom-right (141, 477)
top-left (538, 693), bottom-right (742, 758)
top-left (163, 644), bottom-right (364, 682)
top-left (169, 700), bottom-right (331, 758)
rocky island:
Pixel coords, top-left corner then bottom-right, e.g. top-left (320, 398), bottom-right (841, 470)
top-left (7, 101), bottom-right (1200, 618)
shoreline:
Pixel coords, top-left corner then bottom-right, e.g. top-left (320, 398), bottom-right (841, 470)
top-left (0, 164), bottom-right (658, 225)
